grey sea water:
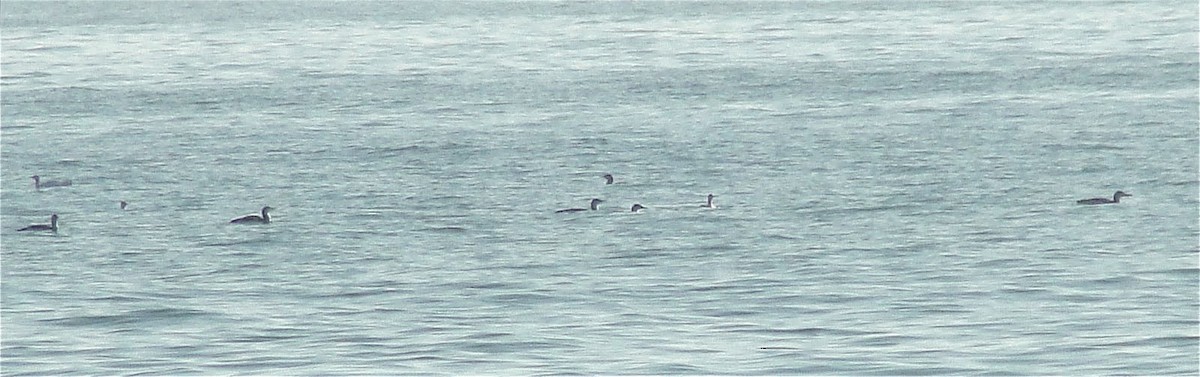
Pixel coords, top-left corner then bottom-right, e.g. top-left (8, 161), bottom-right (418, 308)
top-left (2, 1), bottom-right (1197, 375)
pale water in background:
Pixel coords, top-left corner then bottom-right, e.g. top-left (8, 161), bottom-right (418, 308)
top-left (2, 1), bottom-right (1198, 375)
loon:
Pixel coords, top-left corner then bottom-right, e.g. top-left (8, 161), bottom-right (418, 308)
top-left (119, 200), bottom-right (128, 210)
top-left (701, 194), bottom-right (716, 208)
top-left (31, 175), bottom-right (72, 189)
top-left (556, 199), bottom-right (603, 213)
top-left (631, 204), bottom-right (646, 212)
top-left (1077, 191), bottom-right (1132, 205)
top-left (602, 174), bottom-right (614, 185)
top-left (18, 214), bottom-right (58, 232)
top-left (231, 206), bottom-right (273, 224)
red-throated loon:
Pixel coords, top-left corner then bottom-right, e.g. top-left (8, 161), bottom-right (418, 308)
top-left (31, 175), bottom-right (71, 189)
top-left (231, 206), bottom-right (273, 223)
top-left (701, 194), bottom-right (716, 208)
top-left (556, 199), bottom-right (603, 213)
top-left (18, 214), bottom-right (58, 232)
top-left (1077, 191), bottom-right (1132, 205)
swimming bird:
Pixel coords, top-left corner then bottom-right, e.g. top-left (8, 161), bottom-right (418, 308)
top-left (701, 194), bottom-right (716, 208)
top-left (18, 214), bottom-right (58, 232)
top-left (631, 203), bottom-right (646, 212)
top-left (119, 200), bottom-right (128, 210)
top-left (31, 175), bottom-right (71, 189)
top-left (602, 174), bottom-right (614, 185)
top-left (1077, 191), bottom-right (1132, 205)
top-left (231, 206), bottom-right (273, 224)
top-left (556, 199), bottom-right (603, 213)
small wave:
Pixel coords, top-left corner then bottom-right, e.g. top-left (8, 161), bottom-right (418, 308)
top-left (84, 294), bottom-right (145, 303)
top-left (801, 16), bottom-right (852, 24)
top-left (1, 71), bottom-right (52, 80)
top-left (312, 289), bottom-right (395, 299)
top-left (872, 366), bottom-right (985, 375)
top-left (1140, 267), bottom-right (1199, 276)
top-left (358, 121), bottom-right (393, 128)
top-left (41, 308), bottom-right (211, 328)
top-left (190, 99), bottom-right (224, 106)
top-left (973, 257), bottom-right (1029, 268)
top-left (20, 45), bottom-right (82, 52)
top-left (697, 309), bottom-right (759, 318)
top-left (766, 233), bottom-right (803, 241)
top-left (842, 203), bottom-right (921, 214)
top-left (421, 105), bottom-right (465, 115)
top-left (300, 71), bottom-right (358, 80)
top-left (224, 333), bottom-right (307, 344)
top-left (486, 292), bottom-right (557, 304)
top-left (201, 238), bottom-right (272, 248)
top-left (1041, 142), bottom-right (1127, 151)
top-left (687, 284), bottom-right (761, 294)
top-left (732, 326), bottom-right (879, 337)
top-left (355, 144), bottom-right (425, 157)
top-left (419, 226), bottom-right (469, 233)
top-left (629, 362), bottom-right (708, 375)
top-left (612, 28), bottom-right (670, 35)
top-left (1086, 275), bottom-right (1141, 285)
top-left (466, 100), bottom-right (514, 107)
top-left (759, 346), bottom-right (800, 350)
top-left (213, 62), bottom-right (263, 70)
top-left (1098, 335), bottom-right (1199, 348)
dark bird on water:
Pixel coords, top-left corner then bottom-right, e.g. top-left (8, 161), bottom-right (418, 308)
top-left (1077, 191), bottom-right (1132, 205)
top-left (31, 175), bottom-right (71, 189)
top-left (556, 199), bottom-right (603, 213)
top-left (18, 214), bottom-right (58, 232)
top-left (231, 206), bottom-right (274, 224)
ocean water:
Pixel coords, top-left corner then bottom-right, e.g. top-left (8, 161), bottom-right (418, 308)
top-left (2, 1), bottom-right (1197, 375)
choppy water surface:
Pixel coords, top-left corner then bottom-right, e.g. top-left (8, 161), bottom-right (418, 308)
top-left (2, 1), bottom-right (1197, 375)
